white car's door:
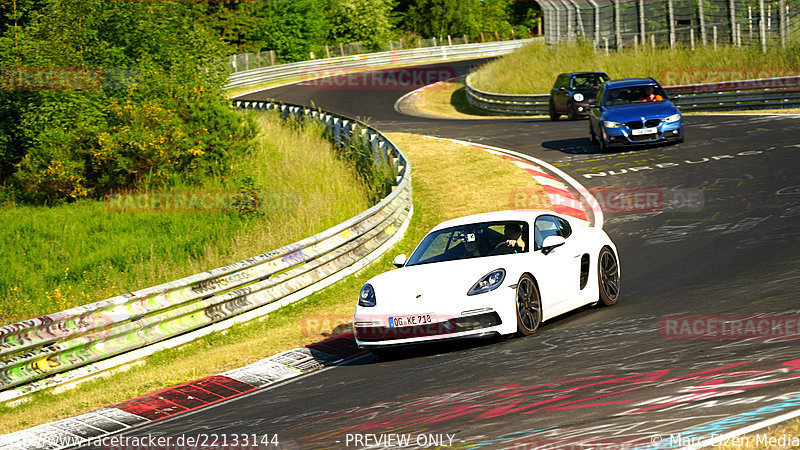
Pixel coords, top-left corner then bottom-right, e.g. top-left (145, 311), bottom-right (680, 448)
top-left (532, 215), bottom-right (583, 317)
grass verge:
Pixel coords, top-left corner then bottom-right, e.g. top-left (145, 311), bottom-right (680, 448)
top-left (0, 110), bottom-right (370, 326)
top-left (0, 132), bottom-right (550, 433)
top-left (471, 40), bottom-right (800, 94)
top-left (714, 419), bottom-right (800, 449)
top-left (401, 77), bottom-right (544, 119)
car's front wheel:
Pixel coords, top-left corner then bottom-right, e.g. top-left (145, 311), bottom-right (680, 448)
top-left (567, 102), bottom-right (578, 120)
top-left (598, 130), bottom-right (608, 152)
top-left (515, 274), bottom-right (542, 336)
top-left (590, 122), bottom-right (599, 145)
top-left (598, 247), bottom-right (620, 306)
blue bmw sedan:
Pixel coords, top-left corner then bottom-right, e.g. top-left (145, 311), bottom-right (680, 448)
top-left (588, 78), bottom-right (683, 151)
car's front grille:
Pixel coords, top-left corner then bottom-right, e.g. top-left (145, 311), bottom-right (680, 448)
top-left (629, 133), bottom-right (659, 142)
top-left (355, 312), bottom-right (502, 341)
top-left (645, 119), bottom-right (661, 127)
top-left (626, 120), bottom-right (643, 129)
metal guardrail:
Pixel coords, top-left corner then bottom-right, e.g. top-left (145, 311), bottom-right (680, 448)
top-left (0, 103), bottom-right (412, 395)
top-left (224, 39), bottom-right (541, 91)
top-left (465, 74), bottom-right (550, 114)
top-left (465, 74), bottom-right (800, 114)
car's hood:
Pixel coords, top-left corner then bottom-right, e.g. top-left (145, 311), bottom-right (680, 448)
top-left (602, 101), bottom-right (680, 122)
top-left (573, 87), bottom-right (599, 98)
top-left (367, 255), bottom-right (520, 304)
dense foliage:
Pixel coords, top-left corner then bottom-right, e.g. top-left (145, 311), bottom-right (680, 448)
top-left (0, 0), bottom-right (540, 205)
top-left (0, 0), bottom-right (256, 204)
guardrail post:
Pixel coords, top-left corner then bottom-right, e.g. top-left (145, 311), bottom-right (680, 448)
top-left (668, 0), bottom-right (676, 49)
top-left (614, 0), bottom-right (622, 48)
top-left (698, 0), bottom-right (707, 46)
top-left (759, 0), bottom-right (767, 53)
top-left (713, 25), bottom-right (718, 49)
top-left (779, 0), bottom-right (786, 49)
top-left (737, 22), bottom-right (742, 46)
top-left (639, 0), bottom-right (646, 45)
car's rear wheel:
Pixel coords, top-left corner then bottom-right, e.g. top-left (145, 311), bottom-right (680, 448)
top-left (548, 101), bottom-right (560, 121)
top-left (598, 247), bottom-right (620, 306)
top-left (515, 274), bottom-right (542, 336)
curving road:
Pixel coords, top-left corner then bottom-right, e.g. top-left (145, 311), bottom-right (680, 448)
top-left (106, 61), bottom-right (800, 449)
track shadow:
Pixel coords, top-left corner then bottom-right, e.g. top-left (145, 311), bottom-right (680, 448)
top-left (541, 137), bottom-right (681, 155)
top-left (541, 137), bottom-right (600, 154)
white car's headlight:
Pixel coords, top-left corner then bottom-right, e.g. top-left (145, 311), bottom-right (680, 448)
top-left (359, 284), bottom-right (376, 307)
top-left (467, 269), bottom-right (506, 296)
top-left (573, 93), bottom-right (584, 102)
top-left (664, 113), bottom-right (681, 123)
top-left (603, 120), bottom-right (624, 128)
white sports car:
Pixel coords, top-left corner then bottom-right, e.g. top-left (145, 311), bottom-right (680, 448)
top-left (353, 210), bottom-right (620, 352)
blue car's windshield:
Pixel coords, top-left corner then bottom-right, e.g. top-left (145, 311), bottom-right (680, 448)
top-left (406, 221), bottom-right (529, 266)
top-left (604, 85), bottom-right (668, 106)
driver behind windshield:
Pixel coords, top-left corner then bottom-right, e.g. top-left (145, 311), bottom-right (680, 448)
top-left (501, 224), bottom-right (526, 252)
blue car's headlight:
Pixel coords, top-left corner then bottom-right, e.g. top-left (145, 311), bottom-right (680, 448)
top-left (664, 113), bottom-right (681, 123)
top-left (467, 269), bottom-right (506, 296)
top-left (603, 120), bottom-right (624, 128)
top-left (359, 284), bottom-right (376, 307)
top-left (573, 93), bottom-right (584, 102)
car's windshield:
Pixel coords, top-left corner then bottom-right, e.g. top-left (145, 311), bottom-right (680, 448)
top-left (571, 74), bottom-right (609, 90)
top-left (603, 84), bottom-right (667, 106)
top-left (406, 221), bottom-right (529, 266)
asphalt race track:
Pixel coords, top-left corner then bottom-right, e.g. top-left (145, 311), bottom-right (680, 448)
top-left (104, 61), bottom-right (800, 449)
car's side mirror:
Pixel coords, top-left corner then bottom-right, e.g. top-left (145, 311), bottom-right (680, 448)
top-left (589, 101), bottom-right (599, 108)
top-left (670, 94), bottom-right (681, 101)
top-left (392, 254), bottom-right (407, 268)
top-left (541, 236), bottom-right (566, 255)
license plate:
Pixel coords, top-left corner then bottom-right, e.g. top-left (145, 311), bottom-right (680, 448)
top-left (389, 314), bottom-right (434, 328)
top-left (632, 127), bottom-right (658, 135)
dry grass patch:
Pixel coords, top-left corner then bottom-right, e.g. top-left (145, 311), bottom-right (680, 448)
top-left (472, 40), bottom-right (800, 94)
top-left (403, 78), bottom-right (544, 120)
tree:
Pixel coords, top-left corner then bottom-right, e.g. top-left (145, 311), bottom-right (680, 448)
top-left (325, 0), bottom-right (397, 51)
top-left (0, 0), bottom-right (254, 204)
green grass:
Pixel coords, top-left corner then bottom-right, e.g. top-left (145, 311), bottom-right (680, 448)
top-left (471, 40), bottom-right (800, 94)
top-left (0, 132), bottom-right (551, 433)
top-left (0, 110), bottom-right (371, 326)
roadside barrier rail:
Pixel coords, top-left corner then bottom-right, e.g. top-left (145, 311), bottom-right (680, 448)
top-left (465, 74), bottom-right (800, 114)
top-left (0, 102), bottom-right (412, 395)
top-left (224, 39), bottom-right (541, 91)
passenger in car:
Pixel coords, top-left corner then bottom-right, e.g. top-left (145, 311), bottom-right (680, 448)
top-left (641, 86), bottom-right (664, 102)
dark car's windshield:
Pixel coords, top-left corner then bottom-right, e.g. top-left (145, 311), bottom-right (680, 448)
top-left (406, 221), bottom-right (529, 266)
top-left (571, 74), bottom-right (609, 90)
top-left (603, 85), bottom-right (668, 106)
